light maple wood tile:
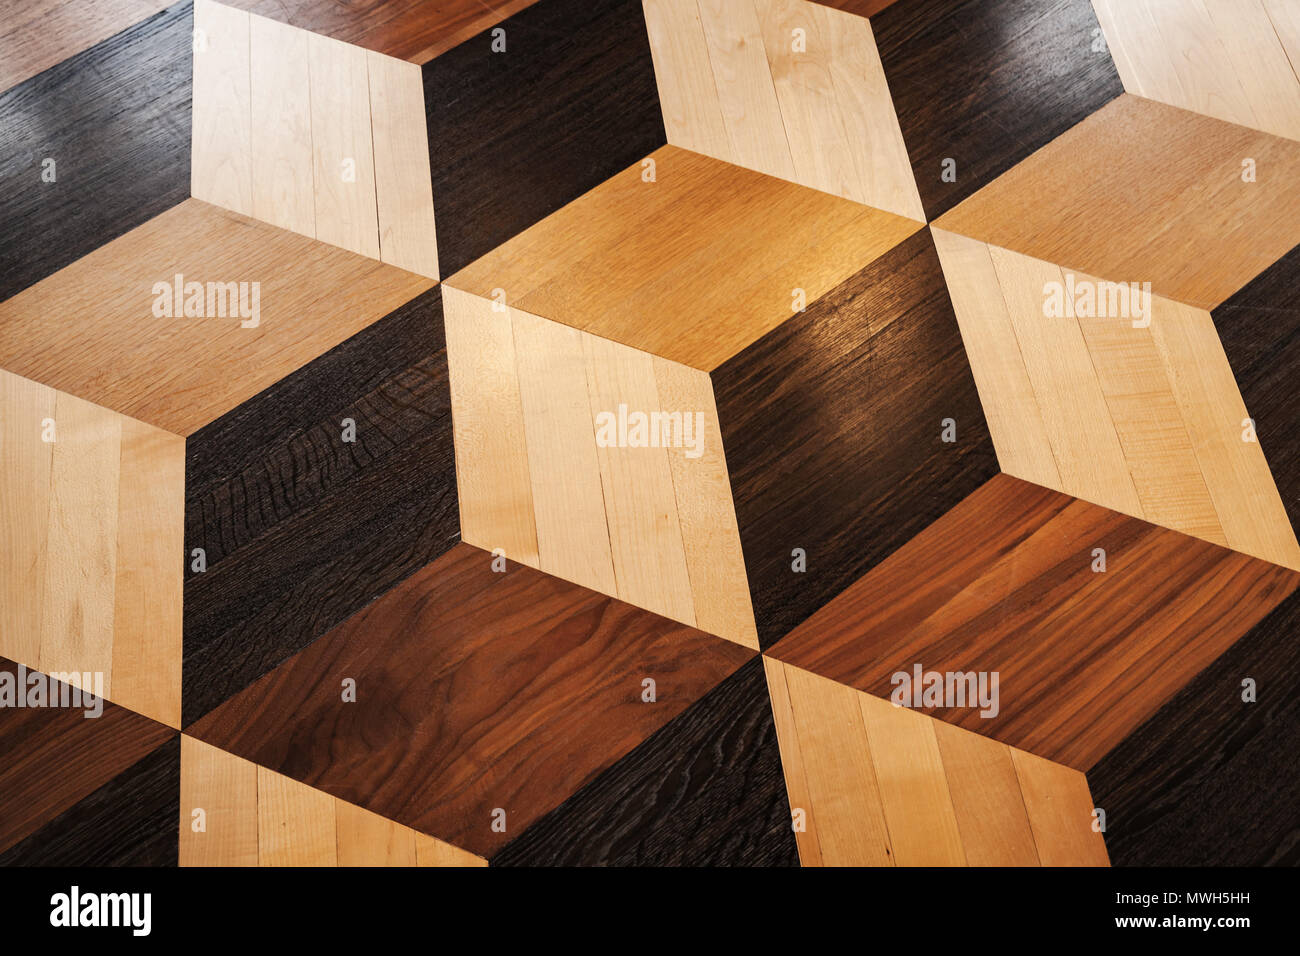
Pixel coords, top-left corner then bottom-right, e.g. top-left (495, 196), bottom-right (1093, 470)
top-left (1011, 748), bottom-right (1110, 867)
top-left (180, 736), bottom-right (259, 866)
top-left (249, 13), bottom-right (315, 236)
top-left (933, 721), bottom-right (1039, 867)
top-left (335, 800), bottom-right (416, 866)
top-left (192, 0), bottom-right (253, 216)
top-left (257, 764), bottom-right (338, 866)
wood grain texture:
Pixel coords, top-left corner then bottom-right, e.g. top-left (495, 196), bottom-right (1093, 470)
top-left (191, 0), bottom-right (253, 216)
top-left (447, 294), bottom-right (756, 649)
top-left (935, 94), bottom-right (1300, 310)
top-left (0, 371), bottom-right (184, 727)
top-left (224, 0), bottom-right (539, 63)
top-left (180, 736), bottom-right (486, 866)
top-left (494, 657), bottom-right (797, 865)
top-left (1213, 242), bottom-right (1300, 557)
top-left (933, 228), bottom-right (1300, 569)
top-left (249, 12), bottom-right (315, 236)
top-left (183, 287), bottom-right (458, 727)
top-left (766, 659), bottom-right (1106, 866)
top-left (714, 229), bottom-right (998, 648)
top-left (423, 0), bottom-right (668, 277)
top-left (1093, 0), bottom-right (1300, 141)
top-left (0, 199), bottom-right (434, 437)
top-left (645, 0), bottom-right (923, 220)
top-left (0, 735), bottom-right (179, 866)
top-left (445, 144), bottom-right (921, 371)
top-left (0, 658), bottom-right (175, 855)
top-left (0, 0), bottom-right (174, 93)
top-left (871, 0), bottom-right (1123, 220)
top-left (1088, 588), bottom-right (1300, 866)
top-left (768, 473), bottom-right (1300, 770)
top-left (0, 1), bottom-right (191, 303)
top-left (186, 542), bottom-right (753, 859)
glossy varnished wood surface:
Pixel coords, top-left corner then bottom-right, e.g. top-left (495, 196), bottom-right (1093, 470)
top-left (1088, 588), bottom-right (1300, 866)
top-left (0, 199), bottom-right (434, 436)
top-left (183, 287), bottom-right (458, 726)
top-left (768, 474), bottom-right (1300, 770)
top-left (0, 1), bottom-right (191, 304)
top-left (494, 657), bottom-right (796, 865)
top-left (1213, 243), bottom-right (1300, 548)
top-left (871, 0), bottom-right (1123, 220)
top-left (714, 229), bottom-right (998, 648)
top-left (446, 145), bottom-right (921, 371)
top-left (0, 659), bottom-right (176, 856)
top-left (186, 543), bottom-right (753, 858)
top-left (936, 94), bottom-right (1300, 310)
top-left (425, 0), bottom-right (668, 278)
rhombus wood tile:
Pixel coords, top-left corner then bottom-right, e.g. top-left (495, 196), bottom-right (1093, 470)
top-left (767, 473), bottom-right (1300, 771)
top-left (713, 228), bottom-right (998, 648)
top-left (871, 0), bottom-right (1123, 220)
top-left (492, 657), bottom-right (796, 866)
top-left (0, 658), bottom-right (177, 860)
top-left (185, 542), bottom-right (753, 860)
top-left (1087, 588), bottom-right (1300, 866)
top-left (935, 94), bottom-right (1300, 311)
top-left (425, 0), bottom-right (668, 278)
top-left (0, 199), bottom-right (434, 437)
top-left (183, 286), bottom-right (457, 727)
top-left (0, 0), bottom-right (191, 303)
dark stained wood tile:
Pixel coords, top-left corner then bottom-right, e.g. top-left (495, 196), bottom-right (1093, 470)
top-left (183, 286), bottom-right (459, 727)
top-left (1213, 242), bottom-right (1300, 541)
top-left (424, 0), bottom-right (666, 277)
top-left (185, 543), bottom-right (754, 859)
top-left (767, 473), bottom-right (1300, 770)
top-left (0, 735), bottom-right (179, 866)
top-left (493, 657), bottom-right (798, 866)
top-left (712, 229), bottom-right (998, 649)
top-left (0, 0), bottom-right (191, 303)
top-left (1088, 588), bottom-right (1300, 866)
top-left (871, 0), bottom-right (1123, 220)
top-left (0, 659), bottom-right (176, 855)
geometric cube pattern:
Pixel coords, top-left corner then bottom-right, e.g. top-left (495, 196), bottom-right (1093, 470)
top-left (3, 0), bottom-right (1300, 869)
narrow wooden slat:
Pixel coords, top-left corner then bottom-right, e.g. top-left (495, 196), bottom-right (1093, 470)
top-left (308, 31), bottom-right (379, 258)
top-left (414, 832), bottom-right (488, 868)
top-left (257, 765), bottom-right (337, 866)
top-left (442, 288), bottom-right (540, 566)
top-left (1011, 748), bottom-right (1110, 866)
top-left (510, 308), bottom-right (616, 595)
top-left (192, 0), bottom-right (253, 216)
top-left (249, 14), bottom-right (315, 236)
top-left (643, 0), bottom-right (732, 157)
top-left (762, 656), bottom-right (824, 866)
top-left (368, 49), bottom-right (439, 279)
top-left (335, 800), bottom-right (416, 866)
top-left (179, 736), bottom-right (258, 867)
top-left (111, 417), bottom-right (185, 729)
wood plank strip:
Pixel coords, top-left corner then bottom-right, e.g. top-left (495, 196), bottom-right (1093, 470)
top-left (368, 50), bottom-right (438, 279)
top-left (652, 355), bottom-right (758, 649)
top-left (415, 833), bottom-right (488, 867)
top-left (112, 417), bottom-right (185, 729)
top-left (308, 31), bottom-right (379, 258)
top-left (762, 656), bottom-right (824, 866)
top-left (249, 13), bottom-right (315, 236)
top-left (192, 0), bottom-right (253, 216)
top-left (510, 308), bottom-right (616, 595)
top-left (1011, 748), bottom-right (1109, 866)
top-left (858, 690), bottom-right (966, 866)
top-left (643, 0), bottom-right (732, 157)
top-left (257, 764), bottom-right (337, 866)
top-left (335, 800), bottom-right (416, 866)
top-left (179, 736), bottom-right (258, 866)
top-left (442, 287), bottom-right (539, 566)
top-left (39, 392), bottom-right (121, 699)
top-left (583, 333), bottom-right (697, 626)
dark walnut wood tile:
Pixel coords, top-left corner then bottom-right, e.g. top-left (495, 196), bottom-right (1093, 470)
top-left (0, 658), bottom-right (176, 855)
top-left (713, 228), bottom-right (998, 649)
top-left (767, 473), bottom-right (1300, 770)
top-left (0, 0), bottom-right (191, 303)
top-left (1213, 243), bottom-right (1300, 541)
top-left (1088, 588), bottom-right (1300, 866)
top-left (871, 0), bottom-right (1123, 220)
top-left (493, 657), bottom-right (798, 866)
top-left (0, 735), bottom-right (180, 866)
top-left (424, 0), bottom-right (666, 277)
top-left (183, 286), bottom-right (458, 727)
top-left (186, 543), bottom-right (754, 859)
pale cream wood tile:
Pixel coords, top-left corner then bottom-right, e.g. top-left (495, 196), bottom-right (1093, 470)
top-left (179, 736), bottom-right (259, 867)
top-left (762, 656), bottom-right (825, 866)
top-left (414, 832), bottom-right (488, 867)
top-left (249, 14), bottom-right (315, 236)
top-left (192, 0), bottom-right (253, 215)
top-left (335, 800), bottom-right (417, 866)
top-left (1011, 747), bottom-right (1110, 867)
top-left (257, 764), bottom-right (338, 866)
top-left (643, 0), bottom-right (732, 157)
